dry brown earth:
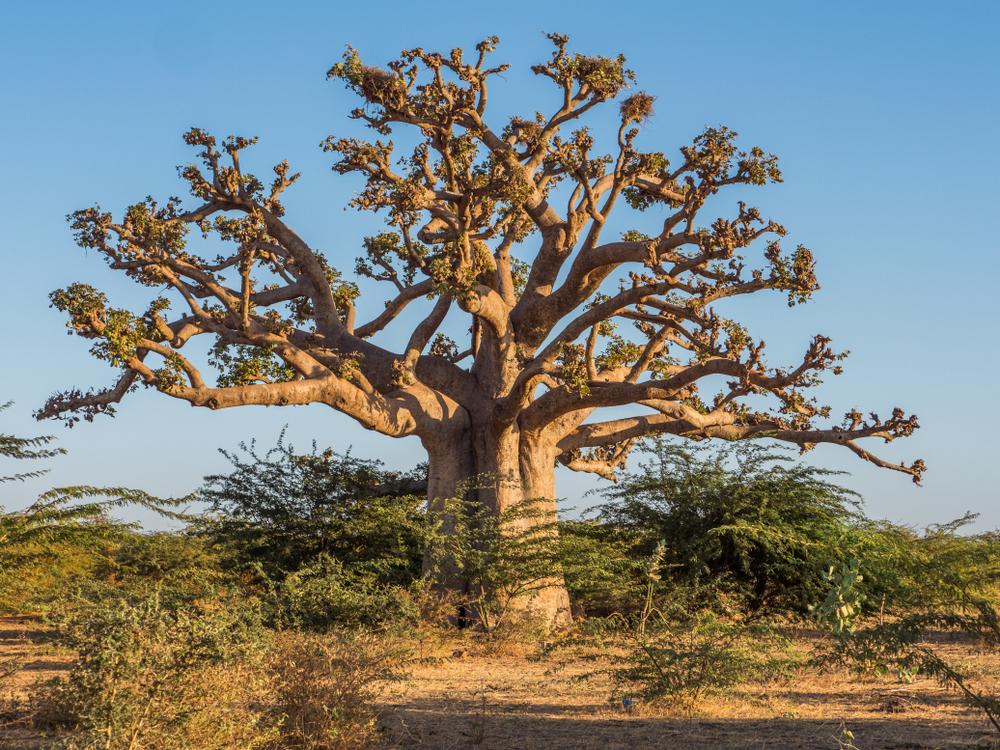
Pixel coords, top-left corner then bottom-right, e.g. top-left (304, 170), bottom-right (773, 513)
top-left (2, 617), bottom-right (998, 749)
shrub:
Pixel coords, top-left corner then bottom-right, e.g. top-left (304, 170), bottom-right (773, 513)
top-left (427, 492), bottom-right (563, 636)
top-left (592, 439), bottom-right (863, 614)
top-left (268, 629), bottom-right (409, 750)
top-left (557, 518), bottom-right (648, 618)
top-left (603, 610), bottom-right (797, 712)
top-left (263, 554), bottom-right (418, 630)
top-left (813, 556), bottom-right (1000, 735)
top-left (552, 539), bottom-right (799, 713)
top-left (1, 402), bottom-right (190, 613)
top-left (30, 588), bottom-right (412, 749)
top-left (551, 598), bottom-right (799, 715)
top-left (35, 589), bottom-right (276, 749)
top-left (199, 433), bottom-right (429, 585)
top-left (847, 514), bottom-right (1000, 616)
top-left (92, 531), bottom-right (233, 600)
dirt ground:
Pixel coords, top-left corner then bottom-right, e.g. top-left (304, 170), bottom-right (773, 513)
top-left (0, 616), bottom-right (74, 750)
top-left (377, 632), bottom-right (1000, 750)
top-left (2, 616), bottom-right (998, 750)
top-left (375, 654), bottom-right (999, 749)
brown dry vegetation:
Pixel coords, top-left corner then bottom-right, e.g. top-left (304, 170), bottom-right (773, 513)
top-left (378, 639), bottom-right (1000, 749)
top-left (3, 617), bottom-right (998, 750)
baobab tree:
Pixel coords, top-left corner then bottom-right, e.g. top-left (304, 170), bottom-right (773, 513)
top-left (39, 35), bottom-right (922, 623)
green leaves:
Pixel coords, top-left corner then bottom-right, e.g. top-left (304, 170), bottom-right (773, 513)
top-left (0, 401), bottom-right (64, 482)
top-left (554, 343), bottom-right (591, 396)
top-left (122, 198), bottom-right (189, 258)
top-left (67, 206), bottom-right (112, 249)
top-left (810, 558), bottom-right (864, 635)
top-left (534, 33), bottom-right (635, 100)
top-left (208, 343), bottom-right (296, 388)
top-left (327, 46), bottom-right (407, 114)
top-left (198, 434), bottom-right (429, 585)
top-left (50, 285), bottom-right (168, 373)
top-left (594, 439), bottom-right (861, 614)
top-left (602, 610), bottom-right (796, 709)
top-left (40, 589), bottom-right (269, 749)
top-left (49, 283), bottom-right (108, 333)
top-left (0, 405), bottom-right (194, 611)
top-left (356, 231), bottom-right (423, 287)
top-left (425, 489), bottom-right (564, 634)
top-left (196, 435), bottom-right (430, 630)
top-left (817, 587), bottom-right (1000, 733)
top-left (765, 241), bottom-right (820, 305)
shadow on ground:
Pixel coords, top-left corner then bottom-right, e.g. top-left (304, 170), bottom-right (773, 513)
top-left (378, 697), bottom-right (997, 749)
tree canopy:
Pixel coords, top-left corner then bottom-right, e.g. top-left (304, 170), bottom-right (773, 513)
top-left (39, 33), bottom-right (922, 505)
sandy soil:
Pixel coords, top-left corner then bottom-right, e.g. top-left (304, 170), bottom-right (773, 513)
top-left (0, 615), bottom-right (73, 749)
top-left (376, 634), bottom-right (1000, 749)
top-left (2, 616), bottom-right (998, 749)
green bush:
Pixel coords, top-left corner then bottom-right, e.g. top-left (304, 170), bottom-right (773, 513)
top-left (589, 439), bottom-right (863, 615)
top-left (604, 610), bottom-right (797, 711)
top-left (263, 554), bottom-right (418, 631)
top-left (551, 593), bottom-right (799, 714)
top-left (1, 403), bottom-right (192, 613)
top-left (199, 434), bottom-right (429, 585)
top-left (91, 531), bottom-right (233, 602)
top-left (30, 589), bottom-right (411, 749)
top-left (846, 515), bottom-right (1000, 616)
top-left (427, 491), bottom-right (564, 635)
top-left (813, 567), bottom-right (1000, 734)
top-left (557, 518), bottom-right (648, 618)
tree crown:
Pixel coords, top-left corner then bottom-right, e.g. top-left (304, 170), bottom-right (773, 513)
top-left (40, 34), bottom-right (922, 483)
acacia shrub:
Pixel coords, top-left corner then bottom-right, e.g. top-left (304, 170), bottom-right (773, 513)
top-left (425, 490), bottom-right (571, 636)
top-left (1, 403), bottom-right (192, 613)
top-left (557, 518), bottom-right (649, 618)
top-left (588, 439), bottom-right (861, 614)
top-left (198, 434), bottom-right (432, 628)
top-left (199, 433), bottom-right (429, 584)
top-left (35, 589), bottom-right (276, 750)
top-left (848, 514), bottom-right (1000, 615)
top-left (269, 629), bottom-right (409, 750)
top-left (263, 554), bottom-right (420, 631)
top-left (31, 589), bottom-right (411, 749)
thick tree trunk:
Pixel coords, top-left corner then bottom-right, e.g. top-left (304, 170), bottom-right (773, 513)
top-left (422, 426), bottom-right (475, 596)
top-left (422, 423), bottom-right (572, 628)
top-left (517, 434), bottom-right (573, 625)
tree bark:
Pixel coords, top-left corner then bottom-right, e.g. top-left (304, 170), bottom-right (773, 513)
top-left (422, 425), bottom-right (474, 596)
top-left (422, 422), bottom-right (572, 627)
top-left (518, 433), bottom-right (573, 626)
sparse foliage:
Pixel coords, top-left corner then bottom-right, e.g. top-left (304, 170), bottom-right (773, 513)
top-left (268, 629), bottom-right (409, 750)
top-left (813, 553), bottom-right (1000, 734)
top-left (1, 404), bottom-right (190, 612)
top-left (36, 590), bottom-right (275, 750)
top-left (427, 486), bottom-right (567, 634)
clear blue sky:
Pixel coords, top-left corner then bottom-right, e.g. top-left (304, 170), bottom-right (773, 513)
top-left (1, 1), bottom-right (997, 528)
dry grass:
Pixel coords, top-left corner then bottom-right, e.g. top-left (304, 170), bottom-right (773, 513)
top-left (2, 617), bottom-right (999, 750)
top-left (0, 615), bottom-right (72, 749)
top-left (0, 617), bottom-right (409, 750)
top-left (270, 629), bottom-right (410, 750)
top-left (376, 629), bottom-right (1000, 749)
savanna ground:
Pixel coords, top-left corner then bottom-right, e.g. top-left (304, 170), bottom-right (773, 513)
top-left (4, 426), bottom-right (1000, 750)
top-left (3, 615), bottom-right (998, 750)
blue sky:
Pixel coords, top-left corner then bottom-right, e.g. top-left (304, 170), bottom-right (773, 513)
top-left (1, 1), bottom-right (997, 528)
